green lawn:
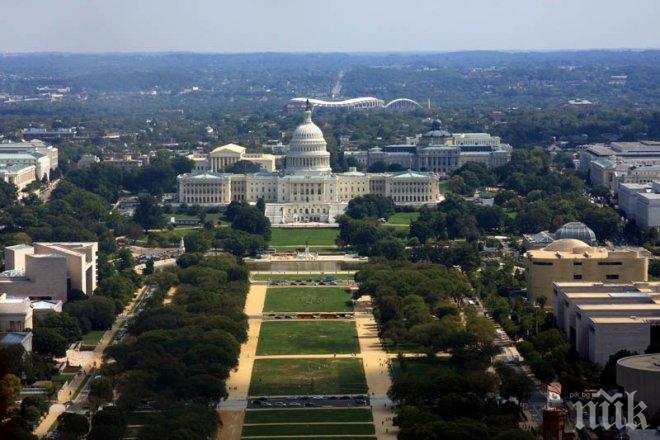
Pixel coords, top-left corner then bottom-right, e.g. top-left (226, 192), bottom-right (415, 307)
top-left (249, 358), bottom-right (368, 396)
top-left (256, 321), bottom-right (359, 355)
top-left (269, 228), bottom-right (339, 248)
top-left (82, 330), bottom-right (105, 346)
top-left (244, 408), bottom-right (372, 424)
top-left (387, 211), bottom-right (419, 226)
top-left (251, 273), bottom-right (355, 281)
top-left (264, 287), bottom-right (353, 313)
top-left (241, 423), bottom-right (375, 436)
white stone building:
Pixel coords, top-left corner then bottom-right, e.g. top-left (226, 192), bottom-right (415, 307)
top-left (343, 120), bottom-right (512, 174)
top-left (0, 163), bottom-right (37, 191)
top-left (0, 242), bottom-right (98, 303)
top-left (579, 141), bottom-right (660, 169)
top-left (0, 293), bottom-right (33, 332)
top-left (178, 105), bottom-right (443, 224)
top-left (618, 181), bottom-right (660, 229)
top-left (0, 140), bottom-right (58, 173)
top-left (553, 281), bottom-right (660, 366)
top-left (589, 156), bottom-right (660, 193)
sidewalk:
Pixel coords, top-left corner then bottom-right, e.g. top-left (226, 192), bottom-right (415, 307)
top-left (355, 295), bottom-right (398, 439)
top-left (217, 284), bottom-right (267, 440)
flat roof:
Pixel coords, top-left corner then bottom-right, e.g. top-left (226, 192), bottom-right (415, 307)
top-left (617, 353), bottom-right (660, 372)
top-left (578, 304), bottom-right (660, 311)
top-left (589, 316), bottom-right (660, 324)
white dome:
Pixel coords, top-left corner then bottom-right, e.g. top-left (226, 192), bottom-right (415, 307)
top-left (291, 111), bottom-right (324, 142)
top-left (286, 107), bottom-right (331, 172)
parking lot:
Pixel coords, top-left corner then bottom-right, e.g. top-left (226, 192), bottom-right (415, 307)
top-left (248, 395), bottom-right (370, 409)
top-left (262, 312), bottom-right (355, 320)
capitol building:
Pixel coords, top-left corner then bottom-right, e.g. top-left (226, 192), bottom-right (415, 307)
top-left (177, 104), bottom-right (443, 224)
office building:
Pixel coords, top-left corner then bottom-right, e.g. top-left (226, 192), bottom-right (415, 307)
top-left (524, 239), bottom-right (650, 307)
top-left (579, 141), bottom-right (660, 169)
top-left (618, 181), bottom-right (660, 229)
top-left (343, 119), bottom-right (512, 173)
top-left (553, 282), bottom-right (660, 366)
top-left (0, 242), bottom-right (98, 303)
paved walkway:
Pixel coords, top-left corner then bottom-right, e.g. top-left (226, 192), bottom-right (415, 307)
top-left (34, 285), bottom-right (150, 437)
top-left (355, 296), bottom-right (398, 439)
top-left (218, 284), bottom-right (267, 440)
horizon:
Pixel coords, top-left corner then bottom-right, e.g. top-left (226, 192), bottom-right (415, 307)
top-left (2, 48), bottom-right (659, 56)
top-left (1, 0), bottom-right (658, 53)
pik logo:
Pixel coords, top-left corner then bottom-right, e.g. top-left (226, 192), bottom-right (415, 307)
top-left (574, 389), bottom-right (649, 430)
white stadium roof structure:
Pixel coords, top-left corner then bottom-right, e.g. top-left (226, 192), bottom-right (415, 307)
top-left (287, 97), bottom-right (422, 111)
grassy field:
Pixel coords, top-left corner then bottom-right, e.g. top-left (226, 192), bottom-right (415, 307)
top-left (249, 358), bottom-right (368, 396)
top-left (82, 330), bottom-right (106, 346)
top-left (244, 408), bottom-right (372, 424)
top-left (241, 423), bottom-right (375, 436)
top-left (256, 321), bottom-right (359, 355)
top-left (269, 228), bottom-right (339, 247)
top-left (263, 287), bottom-right (353, 313)
top-left (251, 273), bottom-right (355, 281)
top-left (387, 211), bottom-right (419, 226)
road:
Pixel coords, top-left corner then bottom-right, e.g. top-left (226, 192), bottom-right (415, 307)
top-left (479, 302), bottom-right (547, 428)
top-left (37, 178), bottom-right (61, 202)
top-left (33, 274), bottom-right (155, 437)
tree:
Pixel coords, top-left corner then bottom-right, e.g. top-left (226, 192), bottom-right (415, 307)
top-left (256, 197), bottom-right (266, 213)
top-left (231, 206), bottom-right (271, 240)
top-left (89, 377), bottom-right (114, 410)
top-left (582, 206), bottom-right (621, 240)
top-left (33, 327), bottom-right (68, 357)
top-left (601, 349), bottom-right (636, 387)
top-left (96, 274), bottom-right (136, 308)
top-left (36, 312), bottom-right (82, 343)
top-left (57, 412), bottom-right (89, 439)
top-left (0, 373), bottom-right (21, 419)
top-left (184, 230), bottom-right (213, 253)
top-left (133, 196), bottom-right (165, 232)
top-left (142, 259), bottom-right (154, 275)
top-left (114, 248), bottom-right (135, 271)
top-left (88, 407), bottom-right (126, 440)
top-left (346, 194), bottom-right (396, 220)
top-left (497, 362), bottom-right (534, 404)
top-left (65, 296), bottom-right (117, 331)
top-left (0, 180), bottom-right (18, 210)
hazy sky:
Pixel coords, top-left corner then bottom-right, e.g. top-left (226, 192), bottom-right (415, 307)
top-left (0, 0), bottom-right (658, 53)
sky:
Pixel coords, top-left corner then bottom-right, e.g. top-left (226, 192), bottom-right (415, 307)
top-left (0, 0), bottom-right (658, 53)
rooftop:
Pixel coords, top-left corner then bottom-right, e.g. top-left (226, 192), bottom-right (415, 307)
top-left (617, 353), bottom-right (660, 372)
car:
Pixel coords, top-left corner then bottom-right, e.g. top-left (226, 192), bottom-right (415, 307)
top-left (311, 395), bottom-right (324, 400)
top-left (340, 395), bottom-right (351, 400)
top-left (304, 402), bottom-right (316, 407)
top-left (261, 401), bottom-right (273, 407)
top-left (288, 402), bottom-right (302, 407)
top-left (274, 402), bottom-right (287, 407)
top-left (355, 399), bottom-right (367, 405)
